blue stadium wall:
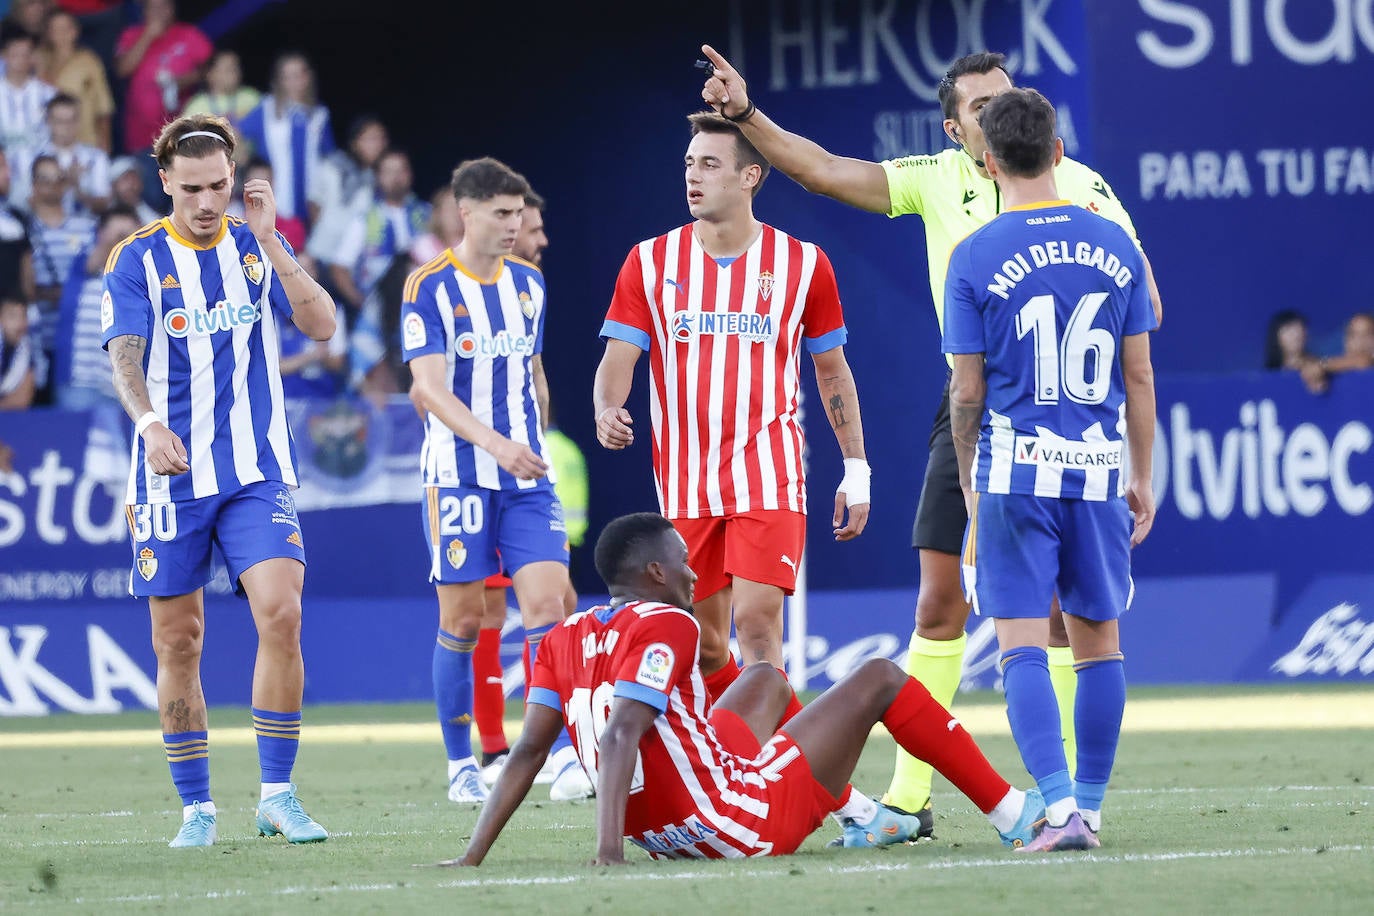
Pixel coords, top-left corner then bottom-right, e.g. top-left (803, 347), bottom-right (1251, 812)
top-left (3, 1), bottom-right (1372, 712)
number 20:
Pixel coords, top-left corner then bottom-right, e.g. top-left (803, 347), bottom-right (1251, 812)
top-left (1015, 292), bottom-right (1115, 406)
top-left (439, 495), bottom-right (484, 535)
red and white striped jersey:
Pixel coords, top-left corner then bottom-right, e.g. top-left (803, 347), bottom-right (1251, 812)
top-left (601, 223), bottom-right (847, 519)
top-left (527, 600), bottom-right (782, 858)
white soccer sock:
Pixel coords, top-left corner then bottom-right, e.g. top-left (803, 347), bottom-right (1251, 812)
top-left (260, 782), bottom-right (291, 801)
top-left (447, 756), bottom-right (478, 781)
top-left (830, 786), bottom-right (878, 826)
top-left (1045, 796), bottom-right (1078, 828)
top-left (986, 788), bottom-right (1025, 833)
top-left (184, 800), bottom-right (216, 820)
top-left (1080, 808), bottom-right (1101, 833)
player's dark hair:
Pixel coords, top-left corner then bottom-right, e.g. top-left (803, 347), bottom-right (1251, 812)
top-left (938, 51), bottom-right (1011, 121)
top-left (524, 189), bottom-right (546, 212)
top-left (450, 156), bottom-right (530, 203)
top-left (979, 88), bottom-right (1057, 179)
top-left (687, 111), bottom-right (771, 195)
top-left (152, 113), bottom-right (236, 169)
top-left (1264, 309), bottom-right (1307, 370)
top-left (594, 513), bottom-right (676, 588)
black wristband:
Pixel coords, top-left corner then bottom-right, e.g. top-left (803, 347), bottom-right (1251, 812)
top-left (721, 100), bottom-right (757, 123)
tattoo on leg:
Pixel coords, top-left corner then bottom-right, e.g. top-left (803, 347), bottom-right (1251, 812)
top-left (164, 698), bottom-right (204, 733)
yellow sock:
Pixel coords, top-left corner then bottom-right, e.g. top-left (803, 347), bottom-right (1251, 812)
top-left (1047, 644), bottom-right (1078, 775)
top-left (882, 631), bottom-right (966, 812)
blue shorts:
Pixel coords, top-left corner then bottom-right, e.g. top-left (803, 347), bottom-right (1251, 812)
top-left (423, 485), bottom-right (569, 585)
top-left (960, 492), bottom-right (1134, 622)
top-left (125, 480), bottom-right (306, 598)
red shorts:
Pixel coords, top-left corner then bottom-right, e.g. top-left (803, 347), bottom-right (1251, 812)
top-left (673, 510), bottom-right (806, 602)
top-left (739, 730), bottom-right (840, 855)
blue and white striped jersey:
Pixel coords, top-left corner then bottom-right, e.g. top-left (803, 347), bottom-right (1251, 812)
top-left (101, 216), bottom-right (299, 504)
top-left (942, 201), bottom-right (1157, 501)
top-left (237, 98), bottom-right (334, 221)
top-left (401, 252), bottom-right (552, 492)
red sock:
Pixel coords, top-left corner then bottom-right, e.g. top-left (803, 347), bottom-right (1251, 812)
top-left (473, 628), bottom-right (508, 755)
top-left (702, 655), bottom-right (741, 703)
top-left (775, 667), bottom-right (804, 725)
top-left (881, 679), bottom-right (1009, 813)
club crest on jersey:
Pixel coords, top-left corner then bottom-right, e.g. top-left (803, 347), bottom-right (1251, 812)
top-left (518, 289), bottom-right (535, 319)
top-left (635, 643), bottom-right (674, 690)
top-left (242, 252), bottom-right (264, 285)
top-left (137, 547), bottom-right (158, 581)
top-left (757, 270), bottom-right (775, 301)
top-left (670, 310), bottom-right (774, 344)
top-left (446, 538), bottom-right (467, 569)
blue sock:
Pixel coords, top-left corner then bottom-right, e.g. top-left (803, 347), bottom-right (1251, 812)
top-left (163, 730), bottom-right (211, 806)
top-left (524, 623), bottom-right (573, 757)
top-left (434, 628), bottom-right (476, 761)
top-left (1073, 654), bottom-right (1126, 810)
top-left (1001, 647), bottom-right (1071, 806)
top-left (252, 707), bottom-right (301, 784)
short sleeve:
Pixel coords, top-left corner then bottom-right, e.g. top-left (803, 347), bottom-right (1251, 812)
top-left (611, 610), bottom-right (700, 713)
top-left (101, 241), bottom-right (152, 348)
top-left (527, 624), bottom-right (567, 712)
top-left (533, 277), bottom-right (547, 356)
top-left (266, 231), bottom-right (297, 320)
top-left (400, 269), bottom-right (448, 362)
top-left (800, 246), bottom-right (846, 354)
top-left (600, 246), bottom-right (652, 351)
top-left (1062, 160), bottom-right (1141, 248)
top-left (881, 155), bottom-right (939, 218)
top-left (941, 242), bottom-right (985, 355)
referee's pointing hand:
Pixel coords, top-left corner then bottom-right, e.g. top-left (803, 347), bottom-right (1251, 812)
top-left (700, 45), bottom-right (750, 120)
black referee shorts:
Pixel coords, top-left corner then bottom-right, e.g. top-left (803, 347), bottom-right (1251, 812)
top-left (911, 379), bottom-right (967, 555)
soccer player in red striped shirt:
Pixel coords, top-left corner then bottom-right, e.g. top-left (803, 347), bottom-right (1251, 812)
top-left (594, 112), bottom-right (870, 701)
top-left (448, 513), bottom-right (1044, 865)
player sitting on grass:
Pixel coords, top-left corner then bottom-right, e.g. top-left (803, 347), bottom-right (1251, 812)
top-left (445, 512), bottom-right (1045, 865)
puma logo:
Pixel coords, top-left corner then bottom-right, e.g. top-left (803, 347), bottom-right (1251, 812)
top-left (947, 718), bottom-right (960, 732)
top-left (780, 554), bottom-right (797, 572)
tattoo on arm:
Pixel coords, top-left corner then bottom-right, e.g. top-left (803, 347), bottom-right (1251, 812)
top-left (828, 393), bottom-right (847, 428)
top-left (108, 334), bottom-right (151, 420)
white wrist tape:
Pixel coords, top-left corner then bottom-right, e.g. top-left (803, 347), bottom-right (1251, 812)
top-left (837, 458), bottom-right (871, 506)
top-left (134, 411), bottom-right (161, 438)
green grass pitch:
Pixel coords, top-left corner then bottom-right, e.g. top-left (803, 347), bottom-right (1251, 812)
top-left (2, 685), bottom-right (1372, 914)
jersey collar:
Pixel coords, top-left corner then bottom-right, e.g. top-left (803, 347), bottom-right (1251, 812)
top-left (1005, 199), bottom-right (1072, 212)
top-left (161, 216), bottom-right (227, 250)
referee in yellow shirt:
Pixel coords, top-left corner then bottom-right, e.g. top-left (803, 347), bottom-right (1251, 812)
top-left (699, 46), bottom-right (1163, 838)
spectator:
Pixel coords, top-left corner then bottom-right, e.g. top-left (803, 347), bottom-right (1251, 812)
top-left (0, 24), bottom-right (57, 157)
top-left (37, 8), bottom-right (114, 152)
top-left (329, 147), bottom-right (427, 320)
top-left (0, 291), bottom-right (36, 409)
top-left (1264, 310), bottom-right (1318, 371)
top-left (408, 184), bottom-right (462, 265)
top-left (237, 50), bottom-right (333, 225)
top-left (352, 252), bottom-right (411, 400)
top-left (1320, 313), bottom-right (1374, 376)
top-left (108, 155), bottom-right (161, 224)
top-left (228, 156), bottom-right (307, 252)
top-left (51, 202), bottom-right (136, 408)
top-left (9, 93), bottom-right (111, 213)
top-left (55, 2), bottom-right (124, 85)
top-left (113, 0), bottom-right (211, 155)
top-left (25, 151), bottom-right (95, 400)
top-left (1, 0), bottom-right (53, 47)
top-left (306, 113), bottom-right (385, 260)
top-left (0, 147), bottom-right (35, 300)
top-left (182, 47), bottom-right (261, 158)
top-left (278, 308), bottom-right (349, 402)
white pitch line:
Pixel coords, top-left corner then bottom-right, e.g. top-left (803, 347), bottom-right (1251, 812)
top-left (31, 844), bottom-right (1369, 907)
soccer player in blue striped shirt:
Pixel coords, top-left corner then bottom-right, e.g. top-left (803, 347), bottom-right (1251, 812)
top-left (403, 157), bottom-right (587, 804)
top-left (942, 89), bottom-right (1157, 852)
top-left (102, 113), bottom-right (338, 848)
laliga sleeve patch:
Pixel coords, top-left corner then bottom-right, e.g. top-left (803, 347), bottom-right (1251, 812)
top-left (403, 312), bottom-right (426, 350)
top-left (100, 290), bottom-right (114, 332)
top-left (635, 643), bottom-right (675, 690)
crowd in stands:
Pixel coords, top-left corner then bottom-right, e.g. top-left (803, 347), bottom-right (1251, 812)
top-left (1264, 310), bottom-right (1374, 394)
top-left (0, 0), bottom-right (457, 413)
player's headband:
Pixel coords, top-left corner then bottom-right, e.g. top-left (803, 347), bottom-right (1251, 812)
top-left (177, 130), bottom-right (228, 146)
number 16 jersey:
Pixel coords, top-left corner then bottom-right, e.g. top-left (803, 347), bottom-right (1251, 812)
top-left (942, 202), bottom-right (1157, 501)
